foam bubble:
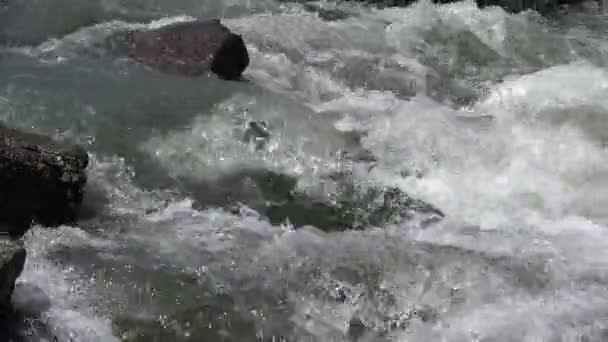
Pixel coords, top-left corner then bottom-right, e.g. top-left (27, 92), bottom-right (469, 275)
top-left (139, 92), bottom-right (349, 183)
top-left (17, 226), bottom-right (119, 342)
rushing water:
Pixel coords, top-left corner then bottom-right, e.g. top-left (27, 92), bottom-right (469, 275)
top-left (2, 0), bottom-right (608, 341)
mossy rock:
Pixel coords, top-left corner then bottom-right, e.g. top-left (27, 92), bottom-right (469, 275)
top-left (266, 194), bottom-right (357, 231)
top-left (187, 165), bottom-right (443, 232)
top-left (249, 170), bottom-right (444, 231)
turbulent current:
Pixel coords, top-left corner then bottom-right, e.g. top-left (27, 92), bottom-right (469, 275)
top-left (2, 0), bottom-right (608, 341)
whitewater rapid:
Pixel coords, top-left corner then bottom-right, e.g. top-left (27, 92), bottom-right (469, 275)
top-left (2, 0), bottom-right (608, 340)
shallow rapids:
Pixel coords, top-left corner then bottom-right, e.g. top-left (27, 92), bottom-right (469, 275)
top-left (2, 0), bottom-right (608, 341)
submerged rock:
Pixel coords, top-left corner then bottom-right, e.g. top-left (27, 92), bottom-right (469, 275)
top-left (242, 120), bottom-right (271, 150)
top-left (185, 164), bottom-right (443, 232)
top-left (0, 239), bottom-right (26, 314)
top-left (266, 192), bottom-right (358, 231)
top-left (127, 19), bottom-right (250, 80)
top-left (110, 267), bottom-right (260, 342)
top-left (302, 3), bottom-right (353, 21)
top-left (249, 170), bottom-right (444, 231)
top-left (0, 126), bottom-right (88, 236)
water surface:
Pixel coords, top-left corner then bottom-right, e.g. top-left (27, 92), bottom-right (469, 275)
top-left (2, 0), bottom-right (608, 341)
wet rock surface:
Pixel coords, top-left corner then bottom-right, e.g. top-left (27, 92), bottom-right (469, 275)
top-left (127, 19), bottom-right (250, 80)
top-left (216, 169), bottom-right (445, 232)
top-left (0, 126), bottom-right (88, 236)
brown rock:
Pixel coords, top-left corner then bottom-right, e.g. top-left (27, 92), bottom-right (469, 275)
top-left (127, 19), bottom-right (250, 80)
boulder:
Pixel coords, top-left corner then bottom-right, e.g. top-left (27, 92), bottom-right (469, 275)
top-left (219, 169), bottom-right (444, 232)
top-left (266, 182), bottom-right (445, 231)
top-left (0, 239), bottom-right (26, 313)
top-left (301, 3), bottom-right (353, 21)
top-left (126, 19), bottom-right (250, 80)
top-left (0, 126), bottom-right (88, 236)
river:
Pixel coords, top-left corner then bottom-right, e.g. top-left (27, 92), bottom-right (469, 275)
top-left (2, 0), bottom-right (608, 341)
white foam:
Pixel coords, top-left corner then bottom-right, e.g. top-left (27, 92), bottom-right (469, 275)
top-left (478, 61), bottom-right (608, 121)
top-left (359, 102), bottom-right (606, 232)
top-left (218, 7), bottom-right (608, 339)
top-left (17, 226), bottom-right (119, 342)
top-left (5, 2), bottom-right (608, 340)
top-left (139, 92), bottom-right (348, 183)
top-left (86, 154), bottom-right (171, 216)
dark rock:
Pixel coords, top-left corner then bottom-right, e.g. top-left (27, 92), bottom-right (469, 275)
top-left (266, 192), bottom-right (357, 231)
top-left (0, 239), bottom-right (26, 313)
top-left (0, 126), bottom-right (88, 236)
top-left (127, 19), bottom-right (249, 80)
top-left (242, 120), bottom-right (271, 150)
top-left (187, 169), bottom-right (298, 211)
top-left (246, 170), bottom-right (297, 204)
top-left (257, 171), bottom-right (444, 231)
top-left (347, 316), bottom-right (367, 341)
top-left (412, 304), bottom-right (438, 323)
top-left (366, 186), bottom-right (445, 227)
top-left (302, 3), bottom-right (353, 21)
top-left (186, 166), bottom-right (443, 232)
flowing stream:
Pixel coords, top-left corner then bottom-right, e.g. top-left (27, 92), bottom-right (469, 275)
top-left (2, 0), bottom-right (608, 341)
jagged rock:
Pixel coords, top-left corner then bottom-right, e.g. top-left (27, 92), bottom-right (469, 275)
top-left (0, 239), bottom-right (26, 313)
top-left (0, 126), bottom-right (88, 236)
top-left (126, 19), bottom-right (250, 80)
